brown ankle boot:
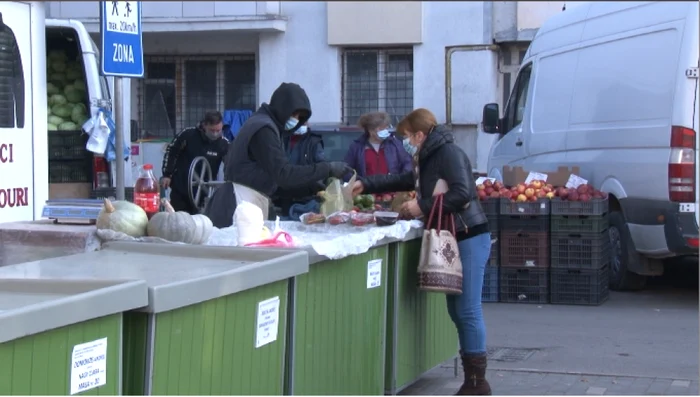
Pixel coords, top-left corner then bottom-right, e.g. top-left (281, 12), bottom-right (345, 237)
top-left (455, 352), bottom-right (492, 395)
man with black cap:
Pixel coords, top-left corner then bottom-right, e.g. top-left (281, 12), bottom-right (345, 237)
top-left (204, 82), bottom-right (352, 228)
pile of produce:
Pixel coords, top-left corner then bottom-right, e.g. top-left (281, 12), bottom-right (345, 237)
top-left (46, 50), bottom-right (90, 131)
top-left (301, 190), bottom-right (417, 227)
top-left (353, 194), bottom-right (381, 212)
top-left (477, 179), bottom-right (607, 203)
top-left (96, 198), bottom-right (213, 244)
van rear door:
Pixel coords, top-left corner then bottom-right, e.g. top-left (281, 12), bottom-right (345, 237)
top-left (45, 19), bottom-right (110, 119)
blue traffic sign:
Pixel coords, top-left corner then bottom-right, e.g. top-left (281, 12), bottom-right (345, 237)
top-left (100, 1), bottom-right (144, 78)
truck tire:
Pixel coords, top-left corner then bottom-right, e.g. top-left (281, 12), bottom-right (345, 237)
top-left (608, 211), bottom-right (647, 291)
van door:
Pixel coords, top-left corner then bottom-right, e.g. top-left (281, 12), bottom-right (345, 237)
top-left (488, 62), bottom-right (533, 176)
top-left (46, 19), bottom-right (110, 119)
top-left (694, 59), bottom-right (699, 227)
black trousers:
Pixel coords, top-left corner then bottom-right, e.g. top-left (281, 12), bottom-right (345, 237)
top-left (169, 187), bottom-right (199, 215)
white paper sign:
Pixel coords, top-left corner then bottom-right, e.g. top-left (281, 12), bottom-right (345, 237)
top-left (565, 174), bottom-right (588, 189)
top-left (70, 337), bottom-right (107, 395)
top-left (475, 177), bottom-right (496, 185)
top-left (367, 259), bottom-right (382, 289)
top-left (524, 172), bottom-right (548, 184)
top-left (255, 297), bottom-right (280, 348)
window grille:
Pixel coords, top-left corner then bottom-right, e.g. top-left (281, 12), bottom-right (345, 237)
top-left (341, 48), bottom-right (413, 126)
top-left (137, 54), bottom-right (256, 138)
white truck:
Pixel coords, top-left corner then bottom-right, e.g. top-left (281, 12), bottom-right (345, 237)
top-left (0, 1), bottom-right (111, 223)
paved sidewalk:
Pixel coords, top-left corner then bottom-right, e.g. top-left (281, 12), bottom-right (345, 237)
top-left (400, 361), bottom-right (699, 396)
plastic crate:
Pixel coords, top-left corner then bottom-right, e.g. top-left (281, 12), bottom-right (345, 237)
top-left (500, 197), bottom-right (550, 216)
top-left (550, 265), bottom-right (609, 306)
top-left (499, 268), bottom-right (549, 304)
top-left (481, 266), bottom-right (499, 302)
top-left (48, 131), bottom-right (90, 161)
top-left (91, 187), bottom-right (135, 202)
top-left (550, 197), bottom-right (609, 216)
top-left (481, 198), bottom-right (499, 217)
top-left (500, 214), bottom-right (550, 233)
top-left (488, 236), bottom-right (499, 266)
top-left (551, 214), bottom-right (609, 234)
top-left (48, 161), bottom-right (92, 183)
top-left (500, 230), bottom-right (550, 268)
top-left (550, 231), bottom-right (610, 270)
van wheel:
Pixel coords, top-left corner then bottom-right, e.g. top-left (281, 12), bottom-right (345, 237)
top-left (608, 211), bottom-right (647, 291)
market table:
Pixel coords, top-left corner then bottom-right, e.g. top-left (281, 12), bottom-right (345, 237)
top-left (0, 278), bottom-right (148, 395)
top-left (0, 242), bottom-right (309, 396)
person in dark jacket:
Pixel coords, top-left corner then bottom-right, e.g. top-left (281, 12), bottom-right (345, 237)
top-left (275, 122), bottom-right (327, 219)
top-left (203, 82), bottom-right (351, 228)
top-left (161, 111), bottom-right (229, 214)
top-left (0, 12), bottom-right (25, 129)
top-left (351, 108), bottom-right (493, 396)
top-left (343, 111), bottom-right (412, 178)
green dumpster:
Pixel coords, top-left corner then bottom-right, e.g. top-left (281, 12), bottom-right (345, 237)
top-left (0, 241), bottom-right (309, 396)
top-left (384, 237), bottom-right (458, 394)
top-left (0, 278), bottom-right (148, 395)
top-left (289, 244), bottom-right (389, 395)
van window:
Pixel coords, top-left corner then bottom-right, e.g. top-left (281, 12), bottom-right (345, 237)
top-left (503, 63), bottom-right (532, 133)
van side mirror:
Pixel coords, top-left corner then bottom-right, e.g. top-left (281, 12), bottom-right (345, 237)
top-left (482, 103), bottom-right (500, 134)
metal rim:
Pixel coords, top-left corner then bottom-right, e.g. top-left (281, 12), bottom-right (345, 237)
top-left (608, 226), bottom-right (622, 276)
top-left (188, 156), bottom-right (214, 213)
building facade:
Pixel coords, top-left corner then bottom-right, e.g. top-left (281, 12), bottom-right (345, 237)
top-left (46, 1), bottom-right (565, 172)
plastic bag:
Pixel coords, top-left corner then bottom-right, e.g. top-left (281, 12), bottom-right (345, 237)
top-left (300, 212), bottom-right (326, 225)
top-left (234, 201), bottom-right (265, 246)
top-left (84, 110), bottom-right (112, 155)
top-left (244, 231), bottom-right (295, 248)
top-left (327, 211), bottom-right (351, 225)
top-left (349, 212), bottom-right (375, 227)
top-left (320, 172), bottom-right (356, 216)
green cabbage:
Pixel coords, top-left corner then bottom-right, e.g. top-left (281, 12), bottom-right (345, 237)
top-left (48, 123), bottom-right (58, 131)
top-left (58, 121), bottom-right (78, 131)
top-left (51, 104), bottom-right (72, 118)
top-left (48, 73), bottom-right (67, 85)
top-left (48, 50), bottom-right (68, 62)
top-left (49, 94), bottom-right (67, 106)
top-left (48, 115), bottom-right (64, 125)
top-left (65, 67), bottom-right (82, 81)
top-left (71, 105), bottom-right (87, 124)
top-left (51, 61), bottom-right (67, 73)
top-left (47, 82), bottom-right (59, 96)
top-left (64, 85), bottom-right (84, 103)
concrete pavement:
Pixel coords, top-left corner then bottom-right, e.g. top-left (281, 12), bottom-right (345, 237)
top-left (400, 264), bottom-right (699, 395)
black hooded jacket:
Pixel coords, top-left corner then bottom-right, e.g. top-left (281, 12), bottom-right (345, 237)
top-left (204, 83), bottom-right (332, 227)
top-left (360, 125), bottom-right (488, 237)
top-left (0, 13), bottom-right (25, 129)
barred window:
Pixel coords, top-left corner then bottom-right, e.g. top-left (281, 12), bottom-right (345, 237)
top-left (342, 48), bottom-right (413, 126)
top-left (137, 55), bottom-right (256, 138)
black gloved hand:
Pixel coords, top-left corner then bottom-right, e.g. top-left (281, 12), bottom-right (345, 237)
top-left (328, 161), bottom-right (353, 179)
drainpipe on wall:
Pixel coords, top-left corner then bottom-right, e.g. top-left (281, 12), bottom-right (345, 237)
top-left (444, 44), bottom-right (500, 126)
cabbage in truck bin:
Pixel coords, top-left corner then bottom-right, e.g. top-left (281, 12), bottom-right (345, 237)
top-left (46, 49), bottom-right (89, 131)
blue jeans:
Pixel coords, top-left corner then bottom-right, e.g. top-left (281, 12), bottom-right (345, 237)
top-left (446, 232), bottom-right (491, 354)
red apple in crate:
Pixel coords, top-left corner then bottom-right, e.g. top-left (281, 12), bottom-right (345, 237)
top-left (489, 191), bottom-right (500, 199)
top-left (516, 184), bottom-right (527, 194)
top-left (478, 190), bottom-right (488, 200)
top-left (501, 190), bottom-right (513, 200)
top-left (528, 195), bottom-right (538, 202)
top-left (568, 191), bottom-right (580, 201)
top-left (484, 186), bottom-right (494, 195)
top-left (556, 187), bottom-right (569, 199)
top-left (516, 194), bottom-right (527, 202)
top-left (524, 188), bottom-right (535, 198)
top-left (530, 180), bottom-right (543, 189)
top-left (579, 194), bottom-right (591, 202)
top-left (536, 189), bottom-right (547, 198)
top-left (545, 183), bottom-right (554, 191)
top-left (476, 184), bottom-right (485, 191)
top-left (484, 179), bottom-right (493, 188)
top-left (542, 185), bottom-right (552, 193)
top-left (494, 181), bottom-right (504, 190)
top-left (577, 184), bottom-right (590, 195)
top-left (545, 192), bottom-right (555, 199)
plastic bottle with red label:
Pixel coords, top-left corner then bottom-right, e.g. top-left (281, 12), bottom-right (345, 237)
top-left (134, 164), bottom-right (160, 218)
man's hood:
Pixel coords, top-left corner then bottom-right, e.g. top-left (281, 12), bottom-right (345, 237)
top-left (267, 83), bottom-right (312, 133)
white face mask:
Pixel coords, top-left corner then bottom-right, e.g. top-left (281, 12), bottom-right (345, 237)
top-left (377, 129), bottom-right (391, 140)
top-left (403, 138), bottom-right (418, 156)
top-left (285, 117), bottom-right (299, 131)
top-left (294, 125), bottom-right (308, 135)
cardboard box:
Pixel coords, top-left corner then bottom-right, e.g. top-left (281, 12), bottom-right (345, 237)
top-left (502, 166), bottom-right (581, 187)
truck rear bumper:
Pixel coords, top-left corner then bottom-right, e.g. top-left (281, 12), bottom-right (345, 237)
top-left (621, 198), bottom-right (698, 256)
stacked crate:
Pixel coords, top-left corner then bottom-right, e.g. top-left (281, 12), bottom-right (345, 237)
top-left (549, 198), bottom-right (610, 305)
top-left (481, 198), bottom-right (499, 302)
top-left (498, 198), bottom-right (551, 304)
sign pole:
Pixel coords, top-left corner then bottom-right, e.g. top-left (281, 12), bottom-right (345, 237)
top-left (114, 78), bottom-right (125, 200)
top-left (100, 1), bottom-right (144, 201)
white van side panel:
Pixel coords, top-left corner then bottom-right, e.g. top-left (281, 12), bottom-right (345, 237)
top-left (563, 25), bottom-right (683, 201)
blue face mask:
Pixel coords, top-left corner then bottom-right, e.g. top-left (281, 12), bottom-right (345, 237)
top-left (376, 129), bottom-right (391, 140)
top-left (403, 138), bottom-right (418, 156)
top-left (294, 125), bottom-right (308, 135)
top-left (285, 117), bottom-right (299, 131)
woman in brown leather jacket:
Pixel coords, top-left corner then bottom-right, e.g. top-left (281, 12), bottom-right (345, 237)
top-left (352, 108), bottom-right (492, 395)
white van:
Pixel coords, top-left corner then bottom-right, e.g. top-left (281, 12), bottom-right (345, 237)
top-left (0, 2), bottom-right (110, 223)
top-left (481, 1), bottom-right (698, 290)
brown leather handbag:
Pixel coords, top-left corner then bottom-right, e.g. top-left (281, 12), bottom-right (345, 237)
top-left (417, 194), bottom-right (463, 295)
